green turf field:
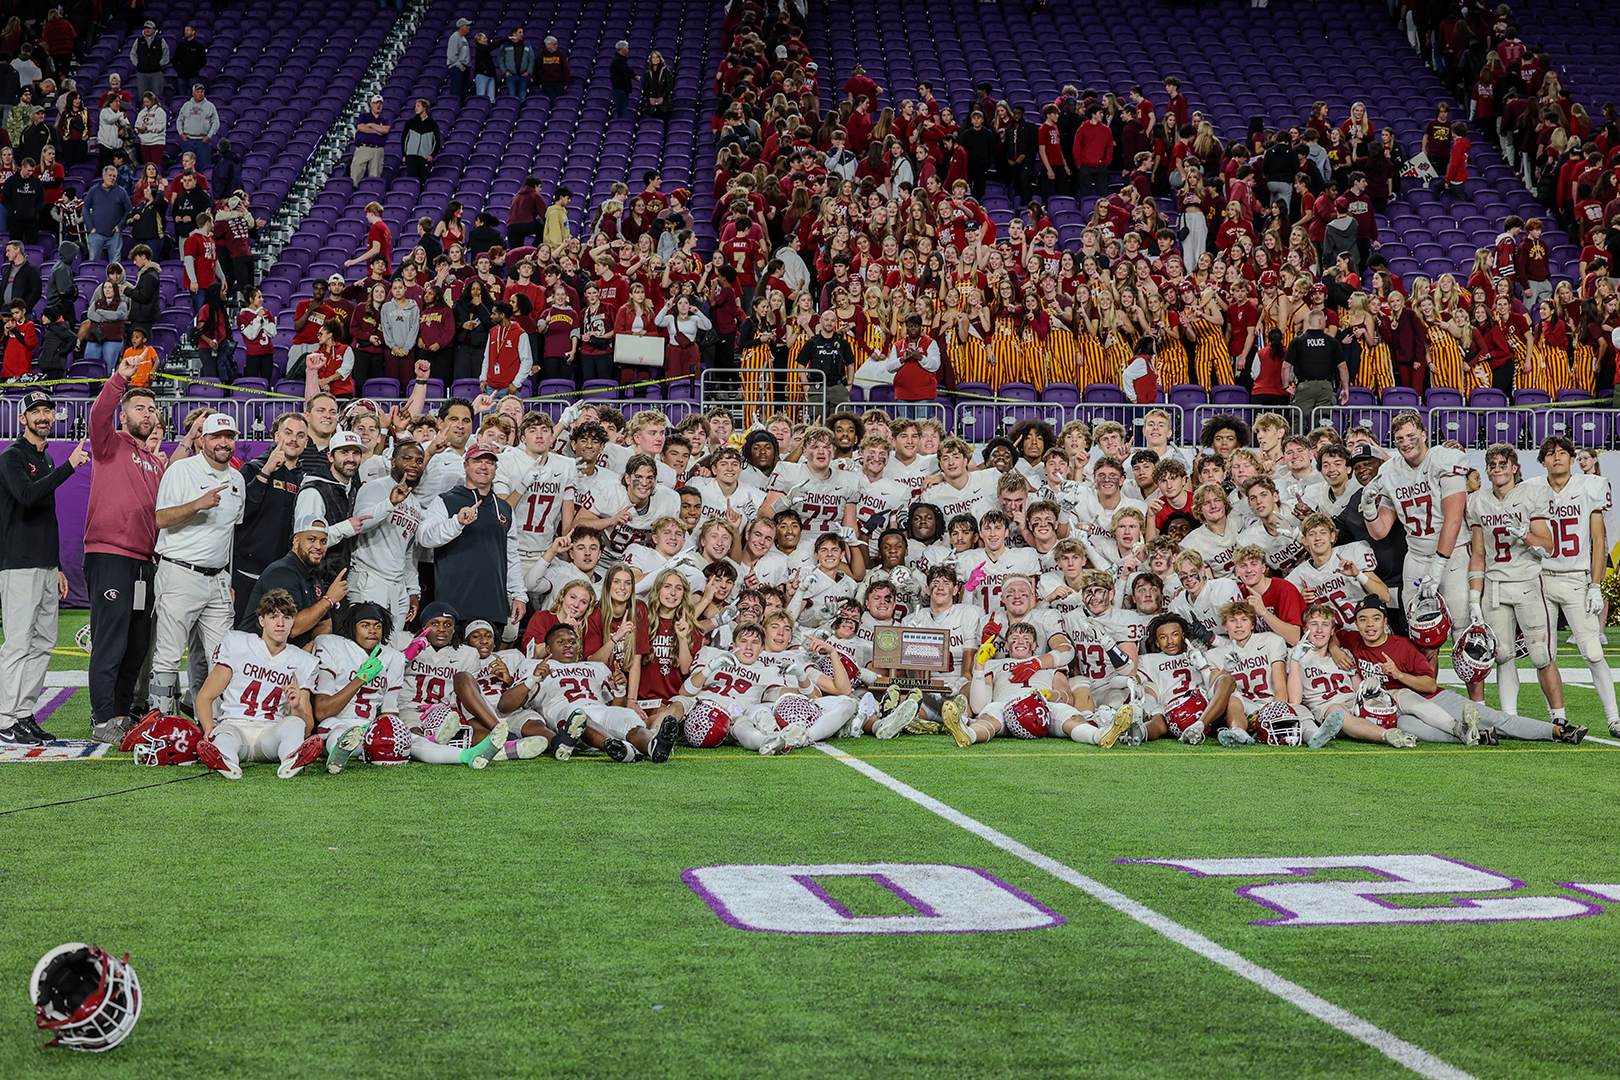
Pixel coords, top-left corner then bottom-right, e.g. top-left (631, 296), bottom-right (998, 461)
top-left (4, 614), bottom-right (1619, 1079)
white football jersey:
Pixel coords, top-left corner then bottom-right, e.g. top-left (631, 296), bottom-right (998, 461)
top-left (503, 454), bottom-right (576, 559)
top-left (690, 647), bottom-right (788, 708)
top-left (590, 483), bottom-right (683, 556)
top-left (1071, 488), bottom-right (1148, 532)
top-left (955, 547), bottom-right (1041, 614)
top-left (769, 464), bottom-right (860, 533)
top-left (1374, 446), bottom-right (1470, 558)
top-left (1236, 518), bottom-right (1308, 574)
top-left (883, 453), bottom-right (939, 502)
top-left (523, 659), bottom-right (616, 720)
top-left (921, 470), bottom-right (1001, 524)
top-left (1285, 543), bottom-right (1378, 627)
top-left (1179, 517), bottom-right (1244, 578)
top-left (563, 466), bottom-right (621, 522)
top-left (1294, 648), bottom-right (1356, 711)
top-left (1209, 631), bottom-right (1286, 710)
top-left (312, 635), bottom-right (404, 725)
top-left (1301, 479), bottom-right (1360, 519)
top-left (401, 642), bottom-right (480, 728)
top-left (904, 603), bottom-right (984, 664)
top-left (468, 648), bottom-right (525, 710)
top-left (1136, 650), bottom-right (1214, 706)
top-left (853, 475), bottom-right (915, 552)
top-left (350, 476), bottom-right (423, 594)
top-left (1523, 474), bottom-right (1609, 575)
top-left (1466, 484), bottom-right (1547, 584)
top-left (1064, 607), bottom-right (1150, 679)
top-left (796, 566), bottom-right (859, 626)
top-left (1037, 572), bottom-right (1091, 620)
top-left (1170, 578), bottom-right (1245, 643)
top-left (687, 476), bottom-right (765, 524)
top-left (210, 630), bottom-right (318, 724)
top-left (981, 655), bottom-right (1057, 703)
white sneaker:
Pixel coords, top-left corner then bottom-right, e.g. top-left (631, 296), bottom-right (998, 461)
top-left (327, 725), bottom-right (367, 774)
top-left (874, 697), bottom-right (920, 740)
top-left (1383, 728), bottom-right (1418, 748)
top-left (1177, 720), bottom-right (1206, 746)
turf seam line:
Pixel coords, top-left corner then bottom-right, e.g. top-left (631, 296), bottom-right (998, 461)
top-left (0, 770), bottom-right (211, 816)
top-left (813, 743), bottom-right (1482, 1080)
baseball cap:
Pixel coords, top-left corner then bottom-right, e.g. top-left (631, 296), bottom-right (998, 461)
top-left (456, 17), bottom-right (471, 26)
top-left (805, 61), bottom-right (817, 71)
top-left (775, 45), bottom-right (787, 57)
top-left (143, 19), bottom-right (156, 28)
top-left (330, 430), bottom-right (365, 452)
top-left (327, 272), bottom-right (345, 285)
top-left (463, 441), bottom-right (500, 461)
top-left (201, 413), bottom-right (237, 436)
top-left (1335, 196), bottom-right (1350, 212)
top-left (292, 513), bottom-right (329, 536)
top-left (370, 95), bottom-right (384, 104)
top-left (1354, 596), bottom-right (1387, 616)
top-left (1350, 444), bottom-right (1382, 463)
top-left (19, 389), bottom-right (53, 412)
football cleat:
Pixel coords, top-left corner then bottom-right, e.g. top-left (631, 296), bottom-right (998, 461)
top-left (1383, 728), bottom-right (1418, 748)
top-left (1479, 726), bottom-right (1500, 746)
top-left (1309, 709), bottom-right (1346, 749)
top-left (603, 737), bottom-right (637, 762)
top-left (1119, 714), bottom-right (1147, 746)
top-left (759, 720), bottom-right (809, 756)
top-left (19, 716), bottom-right (57, 742)
top-left (881, 684), bottom-right (904, 713)
top-left (1456, 703), bottom-right (1481, 746)
top-left (874, 697), bottom-right (920, 740)
top-left (648, 716), bottom-right (678, 763)
top-left (1177, 720), bottom-right (1206, 746)
top-left (0, 722), bottom-right (43, 746)
top-left (326, 725), bottom-right (367, 774)
top-left (552, 710), bottom-right (589, 762)
top-left (1609, 719), bottom-right (1620, 739)
top-left (461, 722), bottom-right (508, 769)
top-left (277, 735), bottom-right (326, 779)
top-left (938, 697), bottom-right (973, 747)
top-left (503, 737), bottom-right (550, 760)
top-left (1216, 726), bottom-right (1255, 747)
top-left (196, 737), bottom-right (241, 779)
top-left (419, 703), bottom-right (464, 745)
top-left (1098, 705), bottom-right (1133, 749)
top-left (1554, 723), bottom-right (1588, 745)
top-left (843, 692), bottom-right (879, 738)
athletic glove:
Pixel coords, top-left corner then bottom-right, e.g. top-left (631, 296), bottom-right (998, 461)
top-left (1288, 640), bottom-right (1313, 663)
top-left (1416, 575), bottom-right (1441, 602)
top-left (1357, 672), bottom-right (1385, 700)
top-left (354, 645), bottom-right (384, 685)
top-left (1504, 521), bottom-right (1529, 542)
top-left (401, 630), bottom-right (431, 661)
top-left (837, 524), bottom-right (859, 544)
top-left (1358, 476), bottom-right (1383, 519)
top-left (1587, 583), bottom-right (1604, 616)
top-left (964, 561), bottom-right (988, 593)
top-left (1468, 601), bottom-right (1484, 627)
top-left (1007, 659), bottom-right (1042, 684)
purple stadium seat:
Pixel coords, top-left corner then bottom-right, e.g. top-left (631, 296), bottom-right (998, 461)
top-left (450, 380), bottom-right (482, 400)
top-left (1083, 383), bottom-right (1125, 403)
top-left (997, 383), bottom-right (1038, 403)
top-left (1210, 385), bottom-right (1247, 405)
top-left (361, 378), bottom-right (401, 399)
top-left (1345, 388), bottom-right (1377, 406)
top-left (1381, 387), bottom-right (1421, 408)
top-left (409, 379), bottom-right (445, 400)
top-left (274, 380), bottom-right (306, 398)
top-left (1041, 384), bottom-right (1080, 406)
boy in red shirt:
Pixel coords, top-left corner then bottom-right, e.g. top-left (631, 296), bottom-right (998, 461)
top-left (1443, 121), bottom-right (1470, 198)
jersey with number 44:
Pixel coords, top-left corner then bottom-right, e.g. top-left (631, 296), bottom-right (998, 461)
top-left (211, 630), bottom-right (319, 724)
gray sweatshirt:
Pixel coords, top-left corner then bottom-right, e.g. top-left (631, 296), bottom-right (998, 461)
top-left (380, 299), bottom-right (420, 352)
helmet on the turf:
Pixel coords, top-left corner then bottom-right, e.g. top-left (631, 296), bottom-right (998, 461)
top-left (30, 944), bottom-right (141, 1052)
top-left (360, 717), bottom-right (412, 764)
top-left (1002, 690), bottom-right (1052, 739)
top-left (1451, 624), bottom-right (1499, 684)
top-left (418, 704), bottom-right (468, 747)
top-left (1359, 692), bottom-right (1399, 730)
top-left (683, 701), bottom-right (732, 748)
top-left (771, 693), bottom-right (821, 732)
top-left (129, 715), bottom-right (203, 766)
top-left (1162, 690), bottom-right (1210, 736)
top-left (1405, 592), bottom-right (1452, 649)
top-left (1253, 701), bottom-right (1304, 746)
top-left (74, 624), bottom-right (92, 653)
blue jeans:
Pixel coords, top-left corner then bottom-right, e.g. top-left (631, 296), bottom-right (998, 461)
top-left (504, 75), bottom-right (529, 100)
top-left (86, 230), bottom-right (123, 263)
top-left (447, 67), bottom-right (468, 98)
top-left (540, 81), bottom-right (563, 101)
top-left (183, 139), bottom-right (212, 167)
top-left (474, 74), bottom-right (496, 102)
top-left (612, 89), bottom-right (630, 118)
top-left (84, 339), bottom-right (121, 371)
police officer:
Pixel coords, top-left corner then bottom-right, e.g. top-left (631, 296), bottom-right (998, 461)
top-left (0, 390), bottom-right (88, 744)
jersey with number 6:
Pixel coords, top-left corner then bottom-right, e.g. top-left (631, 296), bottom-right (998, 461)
top-left (401, 643), bottom-right (480, 729)
top-left (1209, 631), bottom-right (1286, 710)
top-left (312, 635), bottom-right (404, 725)
top-left (1375, 446), bottom-right (1470, 559)
top-left (211, 630), bottom-right (319, 724)
top-left (1465, 485), bottom-right (1546, 584)
top-left (1522, 474), bottom-right (1609, 575)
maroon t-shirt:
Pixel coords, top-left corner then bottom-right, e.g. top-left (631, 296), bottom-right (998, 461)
top-left (1335, 630), bottom-right (1438, 698)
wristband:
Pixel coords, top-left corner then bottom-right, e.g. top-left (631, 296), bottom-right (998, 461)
top-left (1437, 550), bottom-right (1453, 561)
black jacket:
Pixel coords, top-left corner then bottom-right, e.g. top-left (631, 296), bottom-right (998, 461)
top-left (128, 263), bottom-right (161, 327)
top-left (297, 468), bottom-right (359, 586)
top-left (0, 258), bottom-right (42, 312)
top-left (3, 173), bottom-right (43, 225)
top-left (958, 125), bottom-right (999, 172)
top-left (432, 485), bottom-right (514, 626)
top-left (1003, 119), bottom-right (1037, 167)
top-left (240, 549), bottom-right (321, 646)
top-left (35, 315), bottom-right (75, 376)
top-left (610, 53), bottom-right (634, 92)
top-left (173, 38), bottom-right (207, 81)
top-left (169, 186), bottom-right (212, 239)
top-left (0, 435), bottom-right (75, 570)
top-left (235, 447), bottom-right (303, 576)
top-left (799, 331), bottom-right (854, 384)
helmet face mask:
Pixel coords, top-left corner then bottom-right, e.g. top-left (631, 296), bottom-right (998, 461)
top-left (1451, 624), bottom-right (1499, 683)
top-left (1405, 593), bottom-right (1453, 649)
top-left (1254, 701), bottom-right (1303, 745)
top-left (31, 944), bottom-right (141, 1052)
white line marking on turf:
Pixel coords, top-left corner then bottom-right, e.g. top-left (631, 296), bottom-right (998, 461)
top-left (814, 743), bottom-right (1481, 1080)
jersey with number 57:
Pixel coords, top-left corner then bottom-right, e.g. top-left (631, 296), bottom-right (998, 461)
top-left (211, 630), bottom-right (319, 724)
top-left (401, 643), bottom-right (479, 729)
top-left (1374, 446), bottom-right (1470, 559)
top-left (312, 635), bottom-right (404, 725)
top-left (1466, 485), bottom-right (1547, 584)
top-left (1521, 474), bottom-right (1609, 575)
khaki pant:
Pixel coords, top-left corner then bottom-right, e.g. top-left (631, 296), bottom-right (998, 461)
top-left (350, 145), bottom-right (385, 181)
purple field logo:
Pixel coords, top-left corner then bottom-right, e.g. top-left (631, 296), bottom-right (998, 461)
top-left (1120, 854), bottom-right (1605, 926)
top-left (683, 863), bottom-right (1065, 935)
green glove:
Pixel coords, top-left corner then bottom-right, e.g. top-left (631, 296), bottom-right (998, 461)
top-left (355, 646), bottom-right (384, 685)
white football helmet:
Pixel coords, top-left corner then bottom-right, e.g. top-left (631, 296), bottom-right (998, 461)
top-left (1451, 624), bottom-right (1499, 683)
top-left (75, 624), bottom-right (92, 653)
top-left (31, 944), bottom-right (142, 1052)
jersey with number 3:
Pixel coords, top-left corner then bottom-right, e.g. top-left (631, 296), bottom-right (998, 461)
top-left (401, 643), bottom-right (480, 728)
top-left (1136, 651), bottom-right (1213, 708)
top-left (1377, 446), bottom-right (1469, 559)
top-left (312, 635), bottom-right (404, 725)
top-left (1522, 474), bottom-right (1609, 575)
top-left (1466, 485), bottom-right (1546, 584)
top-left (212, 630), bottom-right (319, 724)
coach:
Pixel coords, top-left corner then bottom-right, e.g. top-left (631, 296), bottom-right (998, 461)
top-left (85, 351), bottom-right (166, 745)
top-left (1282, 310), bottom-right (1350, 423)
top-left (149, 412), bottom-right (244, 717)
top-left (233, 412), bottom-right (308, 624)
top-left (417, 441), bottom-right (525, 628)
top-left (0, 390), bottom-right (88, 745)
top-left (295, 429), bottom-right (367, 588)
top-left (240, 513), bottom-right (345, 648)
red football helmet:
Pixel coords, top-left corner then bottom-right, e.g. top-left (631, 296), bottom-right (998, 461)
top-left (360, 717), bottom-right (412, 764)
top-left (118, 709), bottom-right (167, 752)
top-left (126, 714), bottom-right (203, 766)
top-left (811, 647), bottom-right (861, 684)
top-left (1001, 691), bottom-right (1052, 739)
top-left (771, 693), bottom-right (822, 732)
top-left (1162, 690), bottom-right (1210, 736)
top-left (31, 943), bottom-right (141, 1052)
top-left (683, 701), bottom-right (732, 748)
top-left (1451, 624), bottom-right (1499, 683)
top-left (1253, 701), bottom-right (1304, 746)
top-left (1405, 592), bottom-right (1452, 649)
top-left (1360, 693), bottom-right (1399, 729)
top-left (418, 704), bottom-right (469, 747)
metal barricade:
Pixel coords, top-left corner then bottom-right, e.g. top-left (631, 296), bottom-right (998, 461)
top-left (700, 367), bottom-right (826, 427)
top-left (1310, 405), bottom-right (1411, 445)
top-left (1191, 403), bottom-right (1306, 441)
top-left (953, 400), bottom-right (1069, 441)
top-left (1425, 406), bottom-right (1533, 450)
top-left (1066, 402), bottom-right (1185, 445)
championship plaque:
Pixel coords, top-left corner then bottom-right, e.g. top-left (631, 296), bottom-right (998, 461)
top-left (872, 627), bottom-right (952, 671)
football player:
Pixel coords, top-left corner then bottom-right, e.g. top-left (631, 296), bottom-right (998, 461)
top-left (499, 412), bottom-right (577, 589)
top-left (1208, 600), bottom-right (1336, 748)
top-left (749, 611), bottom-right (865, 753)
top-left (575, 453), bottom-right (682, 557)
top-left (396, 601), bottom-right (509, 768)
top-left (1169, 549), bottom-right (1245, 645)
top-left (1466, 443), bottom-right (1566, 720)
top-left (1361, 411), bottom-right (1471, 652)
top-left (1236, 477), bottom-right (1307, 574)
top-left (851, 435), bottom-right (915, 557)
top-left (941, 621), bottom-right (1125, 746)
top-left (348, 442), bottom-right (424, 648)
top-left (686, 446), bottom-right (765, 525)
top-left (1523, 435), bottom-right (1618, 735)
top-left (311, 602), bottom-right (407, 773)
top-left (920, 437), bottom-right (1002, 524)
top-left (1285, 513), bottom-right (1391, 628)
top-left (195, 589), bottom-right (325, 779)
top-left (956, 510), bottom-right (1041, 613)
top-left (1285, 603), bottom-right (1414, 747)
top-left (651, 622), bottom-right (793, 747)
top-left (1133, 613), bottom-right (1245, 745)
top-left (1037, 537), bottom-right (1095, 620)
top-left (901, 565), bottom-right (986, 700)
top-left (461, 619), bottom-right (552, 760)
top-left (761, 425), bottom-right (860, 535)
top-left (1179, 483), bottom-right (1244, 577)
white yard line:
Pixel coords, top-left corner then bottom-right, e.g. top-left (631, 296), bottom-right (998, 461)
top-left (814, 743), bottom-right (1482, 1080)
